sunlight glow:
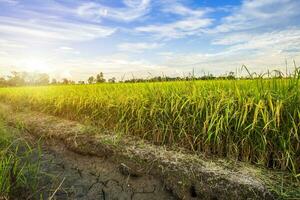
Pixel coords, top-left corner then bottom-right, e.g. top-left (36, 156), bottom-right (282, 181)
top-left (21, 58), bottom-right (51, 73)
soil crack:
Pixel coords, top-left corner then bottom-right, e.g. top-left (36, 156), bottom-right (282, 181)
top-left (34, 143), bottom-right (175, 200)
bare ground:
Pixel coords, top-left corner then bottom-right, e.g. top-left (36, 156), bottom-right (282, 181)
top-left (0, 103), bottom-right (299, 200)
top-left (29, 139), bottom-right (176, 200)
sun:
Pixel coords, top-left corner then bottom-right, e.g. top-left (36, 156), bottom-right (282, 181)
top-left (22, 58), bottom-right (51, 73)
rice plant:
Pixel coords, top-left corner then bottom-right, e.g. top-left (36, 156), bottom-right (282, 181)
top-left (0, 71), bottom-right (299, 177)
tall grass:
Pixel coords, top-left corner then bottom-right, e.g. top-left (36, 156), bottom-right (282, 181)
top-left (0, 74), bottom-right (299, 176)
top-left (0, 119), bottom-right (41, 199)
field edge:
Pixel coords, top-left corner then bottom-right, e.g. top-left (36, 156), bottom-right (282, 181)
top-left (0, 103), bottom-right (299, 199)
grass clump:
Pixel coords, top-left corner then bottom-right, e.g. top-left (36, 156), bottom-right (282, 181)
top-left (0, 118), bottom-right (41, 199)
top-left (0, 70), bottom-right (299, 178)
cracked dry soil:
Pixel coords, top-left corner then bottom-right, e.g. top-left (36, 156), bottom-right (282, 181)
top-left (35, 142), bottom-right (176, 200)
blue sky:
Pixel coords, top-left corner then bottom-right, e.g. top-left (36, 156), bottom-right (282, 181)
top-left (0, 0), bottom-right (300, 80)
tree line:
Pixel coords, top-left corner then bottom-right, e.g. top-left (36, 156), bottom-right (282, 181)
top-left (0, 71), bottom-right (116, 87)
top-left (0, 71), bottom-right (239, 87)
top-left (0, 71), bottom-right (50, 87)
top-left (122, 72), bottom-right (236, 83)
top-left (5, 69), bottom-right (287, 87)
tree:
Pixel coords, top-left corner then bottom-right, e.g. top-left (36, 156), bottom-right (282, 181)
top-left (108, 77), bottom-right (116, 83)
top-left (51, 78), bottom-right (57, 85)
top-left (62, 78), bottom-right (69, 84)
top-left (88, 76), bottom-right (95, 84)
top-left (96, 72), bottom-right (105, 83)
top-left (0, 77), bottom-right (6, 86)
top-left (36, 73), bottom-right (49, 85)
top-left (7, 71), bottom-right (26, 86)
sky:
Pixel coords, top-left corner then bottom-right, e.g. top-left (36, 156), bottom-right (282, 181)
top-left (0, 0), bottom-right (300, 81)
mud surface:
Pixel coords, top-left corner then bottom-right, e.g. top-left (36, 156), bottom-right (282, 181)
top-left (35, 142), bottom-right (175, 200)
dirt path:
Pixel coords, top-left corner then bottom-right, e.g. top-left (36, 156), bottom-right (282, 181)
top-left (32, 141), bottom-right (176, 200)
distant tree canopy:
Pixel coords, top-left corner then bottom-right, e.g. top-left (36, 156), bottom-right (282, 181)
top-left (96, 72), bottom-right (105, 83)
top-left (3, 68), bottom-right (288, 87)
top-left (108, 77), bottom-right (116, 83)
top-left (87, 72), bottom-right (109, 84)
top-left (62, 78), bottom-right (75, 85)
top-left (122, 72), bottom-right (236, 83)
top-left (51, 78), bottom-right (57, 84)
top-left (87, 76), bottom-right (94, 84)
top-left (0, 77), bottom-right (6, 86)
top-left (0, 70), bottom-right (239, 87)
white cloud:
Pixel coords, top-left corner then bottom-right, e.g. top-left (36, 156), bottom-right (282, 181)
top-left (53, 54), bottom-right (180, 80)
top-left (118, 42), bottom-right (162, 52)
top-left (77, 0), bottom-right (151, 22)
top-left (159, 29), bottom-right (300, 75)
top-left (0, 39), bottom-right (26, 49)
top-left (159, 50), bottom-right (300, 76)
top-left (210, 0), bottom-right (300, 34)
top-left (136, 17), bottom-right (212, 39)
top-left (226, 29), bottom-right (300, 53)
top-left (0, 51), bottom-right (8, 55)
top-left (157, 52), bottom-right (174, 56)
top-left (211, 27), bottom-right (300, 55)
top-left (212, 33), bottom-right (252, 45)
top-left (59, 46), bottom-right (73, 51)
top-left (197, 0), bottom-right (300, 75)
top-left (134, 0), bottom-right (213, 39)
top-left (160, 1), bottom-right (211, 17)
top-left (57, 46), bottom-right (80, 55)
top-left (0, 17), bottom-right (116, 42)
top-left (0, 0), bottom-right (18, 5)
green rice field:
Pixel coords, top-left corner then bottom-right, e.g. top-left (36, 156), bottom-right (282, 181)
top-left (0, 77), bottom-right (299, 177)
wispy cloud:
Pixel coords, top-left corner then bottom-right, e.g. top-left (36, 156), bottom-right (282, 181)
top-left (0, 51), bottom-right (8, 55)
top-left (210, 0), bottom-right (300, 34)
top-left (134, 1), bottom-right (213, 39)
top-left (57, 46), bottom-right (80, 55)
top-left (77, 0), bottom-right (151, 22)
top-left (136, 18), bottom-right (212, 39)
top-left (159, 50), bottom-right (300, 76)
top-left (57, 54), bottom-right (178, 80)
top-left (225, 29), bottom-right (300, 53)
top-left (0, 39), bottom-right (26, 49)
top-left (159, 29), bottom-right (300, 74)
top-left (203, 0), bottom-right (300, 67)
top-left (118, 42), bottom-right (162, 52)
top-left (160, 1), bottom-right (211, 17)
top-left (0, 17), bottom-right (116, 42)
top-left (0, 0), bottom-right (18, 5)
